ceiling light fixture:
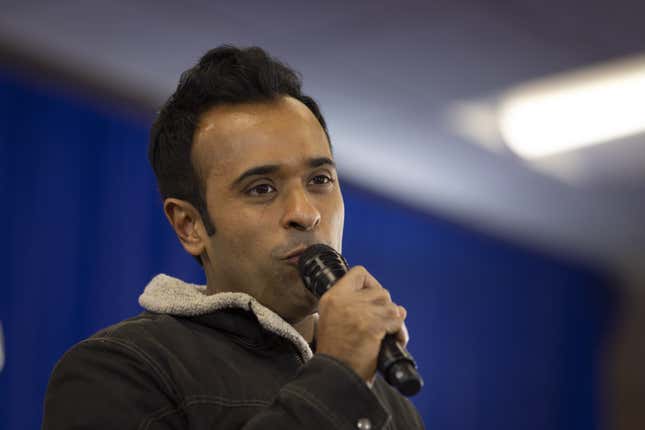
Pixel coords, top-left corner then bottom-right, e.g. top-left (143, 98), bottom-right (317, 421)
top-left (498, 55), bottom-right (645, 158)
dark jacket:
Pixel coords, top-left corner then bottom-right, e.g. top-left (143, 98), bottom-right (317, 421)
top-left (42, 275), bottom-right (423, 429)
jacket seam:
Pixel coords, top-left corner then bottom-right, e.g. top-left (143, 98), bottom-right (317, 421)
top-left (184, 394), bottom-right (272, 407)
top-left (138, 395), bottom-right (272, 429)
top-left (78, 337), bottom-right (176, 398)
top-left (316, 354), bottom-right (372, 392)
top-left (282, 385), bottom-right (348, 429)
top-left (138, 405), bottom-right (179, 430)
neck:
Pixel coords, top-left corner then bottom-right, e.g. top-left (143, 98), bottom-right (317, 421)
top-left (203, 263), bottom-right (317, 344)
top-left (291, 313), bottom-right (318, 343)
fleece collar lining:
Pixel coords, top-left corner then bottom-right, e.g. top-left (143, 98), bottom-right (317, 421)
top-left (138, 274), bottom-right (313, 362)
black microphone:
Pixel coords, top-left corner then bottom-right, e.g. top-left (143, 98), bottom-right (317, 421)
top-left (298, 244), bottom-right (423, 396)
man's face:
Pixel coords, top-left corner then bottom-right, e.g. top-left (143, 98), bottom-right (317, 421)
top-left (191, 96), bottom-right (344, 323)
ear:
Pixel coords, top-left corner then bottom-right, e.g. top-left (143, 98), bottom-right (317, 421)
top-left (163, 198), bottom-right (207, 258)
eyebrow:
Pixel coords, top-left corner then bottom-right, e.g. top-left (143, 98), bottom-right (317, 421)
top-left (309, 157), bottom-right (336, 169)
top-left (231, 157), bottom-right (336, 188)
top-left (232, 164), bottom-right (280, 188)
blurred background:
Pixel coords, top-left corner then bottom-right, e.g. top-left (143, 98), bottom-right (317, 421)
top-left (1, 0), bottom-right (644, 428)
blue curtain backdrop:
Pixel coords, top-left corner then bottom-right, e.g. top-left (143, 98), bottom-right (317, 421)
top-left (0, 68), bottom-right (615, 430)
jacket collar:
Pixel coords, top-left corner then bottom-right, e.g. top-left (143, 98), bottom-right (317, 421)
top-left (139, 274), bottom-right (313, 362)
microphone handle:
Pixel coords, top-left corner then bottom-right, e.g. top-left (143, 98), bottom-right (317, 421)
top-left (378, 334), bottom-right (423, 396)
top-left (298, 244), bottom-right (423, 396)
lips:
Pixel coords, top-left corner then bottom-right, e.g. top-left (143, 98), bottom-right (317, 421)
top-left (281, 245), bottom-right (308, 266)
top-left (285, 255), bottom-right (302, 266)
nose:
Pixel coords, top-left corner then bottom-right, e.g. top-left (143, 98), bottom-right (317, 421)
top-left (280, 185), bottom-right (321, 231)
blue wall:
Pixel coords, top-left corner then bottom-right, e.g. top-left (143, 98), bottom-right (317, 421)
top-left (0, 68), bottom-right (615, 429)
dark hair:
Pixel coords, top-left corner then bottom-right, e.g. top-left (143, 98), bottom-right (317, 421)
top-left (148, 45), bottom-right (330, 262)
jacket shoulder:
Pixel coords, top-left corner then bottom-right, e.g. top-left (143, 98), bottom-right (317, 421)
top-left (43, 313), bottom-right (186, 429)
top-left (53, 312), bottom-right (182, 390)
top-left (90, 311), bottom-right (182, 340)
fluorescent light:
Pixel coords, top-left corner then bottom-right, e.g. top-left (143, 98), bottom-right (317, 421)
top-left (498, 56), bottom-right (645, 158)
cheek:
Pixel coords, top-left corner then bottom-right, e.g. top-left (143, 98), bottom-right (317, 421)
top-left (325, 193), bottom-right (345, 248)
top-left (215, 206), bottom-right (274, 257)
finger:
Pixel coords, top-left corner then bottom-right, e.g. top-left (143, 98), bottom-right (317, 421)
top-left (383, 307), bottom-right (405, 335)
top-left (369, 303), bottom-right (401, 322)
top-left (382, 319), bottom-right (409, 348)
top-left (395, 322), bottom-right (410, 348)
top-left (360, 286), bottom-right (392, 305)
top-left (395, 307), bottom-right (409, 346)
top-left (397, 305), bottom-right (407, 320)
top-left (336, 266), bottom-right (383, 292)
top-left (360, 270), bottom-right (384, 291)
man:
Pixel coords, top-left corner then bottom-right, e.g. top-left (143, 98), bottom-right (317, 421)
top-left (43, 45), bottom-right (424, 429)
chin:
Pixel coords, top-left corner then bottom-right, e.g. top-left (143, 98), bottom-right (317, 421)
top-left (281, 292), bottom-right (318, 324)
top-left (267, 265), bottom-right (318, 322)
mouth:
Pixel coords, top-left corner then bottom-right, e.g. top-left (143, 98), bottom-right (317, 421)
top-left (281, 245), bottom-right (308, 267)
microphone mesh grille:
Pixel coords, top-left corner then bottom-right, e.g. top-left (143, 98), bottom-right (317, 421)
top-left (298, 244), bottom-right (348, 297)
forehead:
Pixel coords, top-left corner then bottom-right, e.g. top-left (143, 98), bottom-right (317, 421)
top-left (192, 97), bottom-right (332, 182)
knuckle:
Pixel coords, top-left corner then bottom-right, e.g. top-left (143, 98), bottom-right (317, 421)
top-left (383, 289), bottom-right (392, 302)
top-left (375, 289), bottom-right (392, 304)
top-left (350, 265), bottom-right (368, 277)
top-left (386, 305), bottom-right (399, 319)
top-left (398, 305), bottom-right (407, 319)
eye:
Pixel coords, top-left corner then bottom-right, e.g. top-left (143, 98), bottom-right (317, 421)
top-left (309, 174), bottom-right (333, 185)
top-left (247, 183), bottom-right (276, 196)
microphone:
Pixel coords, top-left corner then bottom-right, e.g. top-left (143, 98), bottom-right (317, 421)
top-left (298, 244), bottom-right (423, 396)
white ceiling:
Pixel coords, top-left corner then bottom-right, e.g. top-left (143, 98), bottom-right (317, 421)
top-left (1, 0), bottom-right (644, 279)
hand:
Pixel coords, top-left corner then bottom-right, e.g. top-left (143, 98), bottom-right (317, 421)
top-left (315, 266), bottom-right (408, 382)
